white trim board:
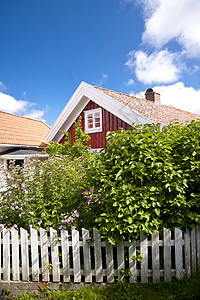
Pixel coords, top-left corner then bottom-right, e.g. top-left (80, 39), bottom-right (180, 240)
top-left (46, 81), bottom-right (153, 142)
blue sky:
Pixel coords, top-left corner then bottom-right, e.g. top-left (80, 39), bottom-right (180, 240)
top-left (0, 0), bottom-right (200, 126)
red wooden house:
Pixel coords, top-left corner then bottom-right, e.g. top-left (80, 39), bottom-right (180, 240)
top-left (46, 82), bottom-right (200, 150)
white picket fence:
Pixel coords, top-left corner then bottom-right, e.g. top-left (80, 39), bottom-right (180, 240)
top-left (0, 225), bottom-right (200, 283)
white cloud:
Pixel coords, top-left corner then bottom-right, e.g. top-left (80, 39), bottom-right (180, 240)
top-left (191, 65), bottom-right (200, 74)
top-left (127, 78), bottom-right (134, 85)
top-left (94, 73), bottom-right (108, 87)
top-left (0, 81), bottom-right (6, 92)
top-left (23, 109), bottom-right (46, 122)
top-left (131, 82), bottom-right (200, 115)
top-left (0, 92), bottom-right (29, 114)
top-left (140, 0), bottom-right (200, 58)
top-left (0, 91), bottom-right (46, 121)
top-left (126, 50), bottom-right (182, 84)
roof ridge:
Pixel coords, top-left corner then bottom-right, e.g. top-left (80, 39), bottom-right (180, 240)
top-left (0, 110), bottom-right (50, 127)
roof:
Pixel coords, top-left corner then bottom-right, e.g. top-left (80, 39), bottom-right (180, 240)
top-left (94, 86), bottom-right (200, 126)
top-left (0, 149), bottom-right (48, 159)
top-left (1, 149), bottom-right (44, 156)
top-left (46, 81), bottom-right (200, 142)
top-left (0, 111), bottom-right (50, 146)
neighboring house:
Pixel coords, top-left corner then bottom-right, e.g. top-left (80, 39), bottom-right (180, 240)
top-left (0, 111), bottom-right (49, 168)
top-left (46, 82), bottom-right (200, 150)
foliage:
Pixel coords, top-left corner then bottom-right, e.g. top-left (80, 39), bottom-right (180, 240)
top-left (0, 155), bottom-right (89, 231)
top-left (0, 117), bottom-right (95, 232)
top-left (45, 117), bottom-right (91, 158)
top-left (88, 120), bottom-right (200, 243)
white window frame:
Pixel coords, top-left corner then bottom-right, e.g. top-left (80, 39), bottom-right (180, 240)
top-left (84, 108), bottom-right (102, 133)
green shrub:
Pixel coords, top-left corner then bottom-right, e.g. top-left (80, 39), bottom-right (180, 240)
top-left (0, 155), bottom-right (90, 231)
top-left (89, 121), bottom-right (200, 243)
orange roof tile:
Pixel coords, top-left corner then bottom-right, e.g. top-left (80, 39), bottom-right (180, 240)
top-left (94, 86), bottom-right (200, 126)
top-left (0, 111), bottom-right (50, 146)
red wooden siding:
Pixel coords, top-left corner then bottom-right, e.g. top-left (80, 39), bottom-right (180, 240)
top-left (60, 100), bottom-right (131, 148)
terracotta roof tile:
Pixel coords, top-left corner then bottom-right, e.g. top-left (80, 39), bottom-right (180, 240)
top-left (0, 111), bottom-right (50, 146)
top-left (94, 86), bottom-right (200, 125)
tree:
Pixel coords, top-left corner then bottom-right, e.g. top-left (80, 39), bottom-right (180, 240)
top-left (45, 117), bottom-right (91, 158)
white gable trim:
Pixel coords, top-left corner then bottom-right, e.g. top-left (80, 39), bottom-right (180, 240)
top-left (46, 82), bottom-right (153, 142)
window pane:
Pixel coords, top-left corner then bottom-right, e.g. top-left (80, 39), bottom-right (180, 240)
top-left (94, 112), bottom-right (101, 128)
top-left (87, 114), bottom-right (93, 128)
top-left (95, 122), bottom-right (100, 128)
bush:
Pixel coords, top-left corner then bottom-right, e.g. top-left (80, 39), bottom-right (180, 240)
top-left (0, 155), bottom-right (90, 231)
top-left (88, 121), bottom-right (200, 243)
top-left (0, 117), bottom-right (95, 232)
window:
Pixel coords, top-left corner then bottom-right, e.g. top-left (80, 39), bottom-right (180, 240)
top-left (84, 108), bottom-right (102, 133)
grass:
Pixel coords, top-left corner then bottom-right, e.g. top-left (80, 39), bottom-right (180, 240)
top-left (4, 272), bottom-right (200, 300)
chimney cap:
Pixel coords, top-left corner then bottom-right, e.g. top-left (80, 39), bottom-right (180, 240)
top-left (145, 88), bottom-right (154, 93)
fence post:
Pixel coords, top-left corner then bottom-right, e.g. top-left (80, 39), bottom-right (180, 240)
top-left (184, 228), bottom-right (191, 278)
top-left (40, 228), bottom-right (49, 281)
top-left (11, 228), bottom-right (19, 281)
top-left (196, 225), bottom-right (200, 270)
top-left (20, 228), bottom-right (29, 281)
top-left (140, 232), bottom-right (148, 283)
top-left (163, 228), bottom-right (171, 282)
top-left (93, 228), bottom-right (103, 282)
top-left (30, 228), bottom-right (39, 281)
top-left (152, 231), bottom-right (160, 283)
top-left (3, 228), bottom-right (10, 281)
top-left (0, 228), bottom-right (1, 279)
top-left (61, 230), bottom-right (70, 282)
top-left (175, 228), bottom-right (183, 279)
top-left (129, 240), bottom-right (137, 283)
top-left (72, 228), bottom-right (81, 282)
top-left (50, 228), bottom-right (60, 282)
top-left (82, 228), bottom-right (92, 283)
top-left (191, 228), bottom-right (196, 274)
top-left (106, 241), bottom-right (114, 283)
top-left (116, 241), bottom-right (125, 281)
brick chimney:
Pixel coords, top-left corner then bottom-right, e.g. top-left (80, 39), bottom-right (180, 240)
top-left (145, 88), bottom-right (160, 103)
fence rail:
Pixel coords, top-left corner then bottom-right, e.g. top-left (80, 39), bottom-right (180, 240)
top-left (0, 225), bottom-right (200, 283)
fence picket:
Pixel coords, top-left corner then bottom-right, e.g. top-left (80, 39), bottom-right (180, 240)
top-left (30, 228), bottom-right (39, 281)
top-left (11, 228), bottom-right (19, 281)
top-left (61, 230), bottom-right (70, 282)
top-left (116, 241), bottom-right (125, 281)
top-left (3, 228), bottom-right (10, 281)
top-left (184, 228), bottom-right (191, 278)
top-left (175, 228), bottom-right (183, 279)
top-left (191, 228), bottom-right (196, 274)
top-left (93, 228), bottom-right (103, 282)
top-left (72, 229), bottom-right (81, 282)
top-left (106, 241), bottom-right (114, 283)
top-left (50, 228), bottom-right (60, 282)
top-left (129, 240), bottom-right (137, 283)
top-left (82, 228), bottom-right (92, 283)
top-left (20, 228), bottom-right (29, 281)
top-left (40, 228), bottom-right (49, 281)
top-left (196, 225), bottom-right (200, 269)
top-left (152, 231), bottom-right (160, 283)
top-left (163, 228), bottom-right (171, 282)
top-left (0, 228), bottom-right (1, 279)
top-left (140, 232), bottom-right (148, 283)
